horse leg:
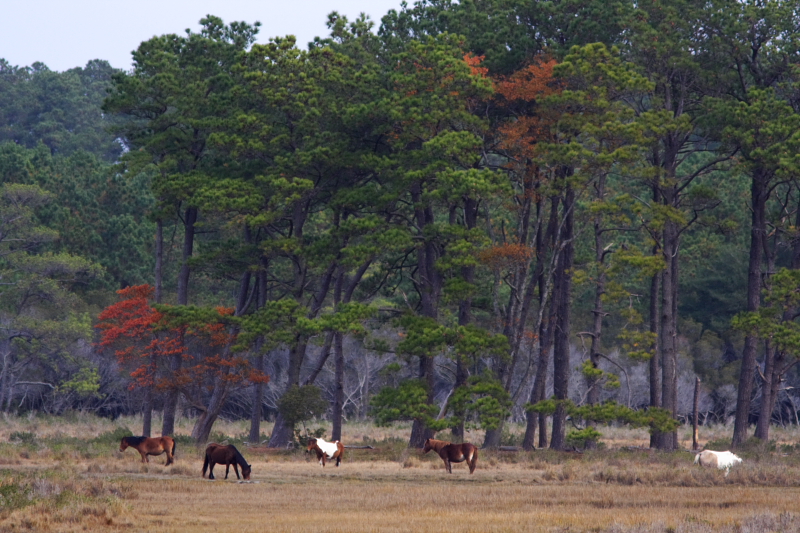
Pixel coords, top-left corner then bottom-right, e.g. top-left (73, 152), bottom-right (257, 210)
top-left (469, 449), bottom-right (478, 474)
top-left (209, 462), bottom-right (216, 480)
top-left (138, 451), bottom-right (147, 463)
top-left (233, 463), bottom-right (240, 480)
top-left (225, 463), bottom-right (230, 479)
top-left (444, 458), bottom-right (452, 474)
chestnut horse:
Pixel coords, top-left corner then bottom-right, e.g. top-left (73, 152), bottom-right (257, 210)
top-left (202, 443), bottom-right (251, 480)
top-left (119, 436), bottom-right (176, 465)
top-left (423, 438), bottom-right (478, 474)
top-left (306, 437), bottom-right (344, 467)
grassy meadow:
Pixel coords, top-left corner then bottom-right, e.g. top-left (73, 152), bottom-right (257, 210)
top-left (0, 413), bottom-right (799, 532)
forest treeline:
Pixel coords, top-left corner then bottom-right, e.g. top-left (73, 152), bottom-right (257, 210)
top-left (2, 0), bottom-right (800, 450)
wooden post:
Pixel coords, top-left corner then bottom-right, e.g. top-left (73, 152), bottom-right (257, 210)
top-left (692, 376), bottom-right (701, 451)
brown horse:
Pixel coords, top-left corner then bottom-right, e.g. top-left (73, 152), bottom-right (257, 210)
top-left (306, 437), bottom-right (344, 467)
top-left (119, 436), bottom-right (176, 466)
top-left (202, 443), bottom-right (251, 480)
top-left (423, 438), bottom-right (478, 474)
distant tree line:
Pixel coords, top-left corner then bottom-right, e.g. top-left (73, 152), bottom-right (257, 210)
top-left (1, 0), bottom-right (800, 450)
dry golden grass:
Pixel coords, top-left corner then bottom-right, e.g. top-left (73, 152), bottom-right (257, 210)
top-left (25, 459), bottom-right (800, 533)
top-left (1, 414), bottom-right (800, 531)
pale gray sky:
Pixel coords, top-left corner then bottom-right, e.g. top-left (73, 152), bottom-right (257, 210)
top-left (1, 0), bottom-right (407, 72)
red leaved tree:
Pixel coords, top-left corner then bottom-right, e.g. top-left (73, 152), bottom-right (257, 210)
top-left (97, 285), bottom-right (269, 442)
top-left (96, 284), bottom-right (183, 436)
top-left (487, 56), bottom-right (565, 449)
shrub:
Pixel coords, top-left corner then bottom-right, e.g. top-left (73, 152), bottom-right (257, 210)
top-left (0, 480), bottom-right (33, 513)
top-left (91, 427), bottom-right (132, 444)
top-left (9, 432), bottom-right (36, 445)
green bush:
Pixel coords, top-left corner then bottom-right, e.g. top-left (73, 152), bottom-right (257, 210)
top-left (91, 427), bottom-right (132, 444)
top-left (566, 428), bottom-right (603, 450)
top-left (9, 432), bottom-right (36, 445)
top-left (0, 480), bottom-right (33, 512)
top-left (294, 427), bottom-right (326, 447)
top-left (172, 435), bottom-right (195, 447)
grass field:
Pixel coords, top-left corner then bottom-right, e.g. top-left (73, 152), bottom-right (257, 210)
top-left (0, 413), bottom-right (799, 532)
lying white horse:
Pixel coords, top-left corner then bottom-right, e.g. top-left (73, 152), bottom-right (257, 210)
top-left (694, 450), bottom-right (742, 476)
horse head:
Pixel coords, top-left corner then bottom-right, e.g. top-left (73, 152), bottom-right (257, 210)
top-left (242, 463), bottom-right (252, 480)
top-left (422, 438), bottom-right (433, 454)
top-left (306, 438), bottom-right (318, 453)
top-left (119, 437), bottom-right (129, 452)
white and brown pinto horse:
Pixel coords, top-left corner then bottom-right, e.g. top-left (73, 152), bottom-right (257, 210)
top-left (423, 438), bottom-right (478, 474)
top-left (694, 450), bottom-right (742, 476)
top-left (307, 437), bottom-right (344, 467)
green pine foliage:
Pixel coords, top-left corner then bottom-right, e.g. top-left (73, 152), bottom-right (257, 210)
top-left (3, 2), bottom-right (800, 444)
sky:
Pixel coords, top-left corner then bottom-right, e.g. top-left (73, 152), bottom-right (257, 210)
top-left (1, 0), bottom-right (407, 72)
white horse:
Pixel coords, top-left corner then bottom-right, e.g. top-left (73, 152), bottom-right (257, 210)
top-left (694, 450), bottom-right (742, 476)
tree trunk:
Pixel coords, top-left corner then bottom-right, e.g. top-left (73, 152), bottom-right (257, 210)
top-left (144, 220), bottom-right (162, 438)
top-left (550, 186), bottom-right (574, 451)
top-left (453, 198), bottom-right (477, 440)
top-left (268, 413), bottom-right (294, 448)
top-left (331, 332), bottom-right (345, 442)
top-left (733, 172), bottom-right (767, 447)
top-left (410, 352), bottom-right (436, 448)
top-left (267, 339), bottom-right (309, 448)
top-left (142, 388), bottom-right (152, 437)
top-left (0, 343), bottom-right (11, 414)
top-left (755, 205), bottom-right (800, 442)
top-left (154, 219), bottom-right (163, 303)
top-left (408, 183), bottom-right (441, 448)
top-left (190, 380), bottom-right (229, 444)
top-left (648, 179), bottom-right (662, 449)
top-left (191, 264), bottom-right (251, 444)
top-left (585, 175), bottom-right (608, 450)
top-left (649, 268), bottom-right (662, 448)
top-left (755, 340), bottom-right (775, 441)
top-left (692, 376), bottom-right (701, 451)
top-left (658, 219), bottom-right (679, 450)
top-left (522, 196), bottom-right (558, 450)
top-left (483, 423), bottom-right (504, 449)
top-left (248, 350), bottom-right (265, 444)
top-left (162, 206), bottom-right (197, 437)
top-left (248, 269), bottom-right (268, 444)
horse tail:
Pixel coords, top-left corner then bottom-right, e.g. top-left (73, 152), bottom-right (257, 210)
top-left (468, 446), bottom-right (478, 474)
top-left (172, 439), bottom-right (177, 459)
top-left (694, 452), bottom-right (701, 465)
top-left (202, 451), bottom-right (210, 477)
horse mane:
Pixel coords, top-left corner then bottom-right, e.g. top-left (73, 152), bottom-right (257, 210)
top-left (426, 438), bottom-right (449, 452)
top-left (230, 445), bottom-right (249, 466)
top-left (123, 436), bottom-right (148, 446)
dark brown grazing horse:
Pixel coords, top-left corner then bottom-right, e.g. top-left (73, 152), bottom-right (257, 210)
top-left (202, 443), bottom-right (251, 480)
top-left (306, 437), bottom-right (344, 467)
top-left (119, 436), bottom-right (176, 466)
top-left (423, 438), bottom-right (478, 474)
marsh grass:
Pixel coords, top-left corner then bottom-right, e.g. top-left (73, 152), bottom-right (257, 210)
top-left (1, 414), bottom-right (800, 530)
top-left (0, 466), bottom-right (135, 532)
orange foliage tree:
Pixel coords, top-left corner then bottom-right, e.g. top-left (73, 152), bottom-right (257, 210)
top-left (96, 285), bottom-right (269, 441)
top-left (480, 55), bottom-right (565, 448)
top-left (96, 285), bottom-right (182, 390)
top-left (96, 284), bottom-right (183, 436)
top-left (485, 55), bottom-right (560, 364)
